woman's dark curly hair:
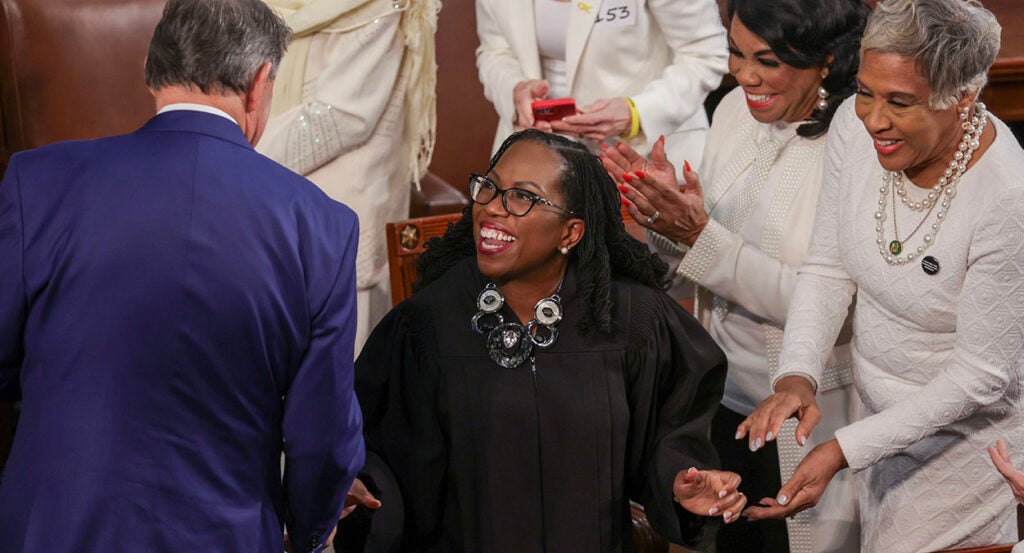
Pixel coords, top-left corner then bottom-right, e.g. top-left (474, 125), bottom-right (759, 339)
top-left (414, 129), bottom-right (668, 335)
top-left (728, 0), bottom-right (870, 138)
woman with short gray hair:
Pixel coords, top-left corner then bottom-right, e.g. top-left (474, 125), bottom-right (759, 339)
top-left (737, 0), bottom-right (1024, 551)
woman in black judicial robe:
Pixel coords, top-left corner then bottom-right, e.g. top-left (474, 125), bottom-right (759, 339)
top-left (342, 130), bottom-right (744, 552)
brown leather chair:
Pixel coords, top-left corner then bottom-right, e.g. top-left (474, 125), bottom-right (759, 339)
top-left (0, 0), bottom-right (166, 172)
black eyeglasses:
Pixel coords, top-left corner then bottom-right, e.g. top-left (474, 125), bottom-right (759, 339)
top-left (468, 174), bottom-right (574, 217)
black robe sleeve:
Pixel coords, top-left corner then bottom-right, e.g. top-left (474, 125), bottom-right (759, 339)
top-left (625, 290), bottom-right (727, 550)
top-left (343, 301), bottom-right (448, 551)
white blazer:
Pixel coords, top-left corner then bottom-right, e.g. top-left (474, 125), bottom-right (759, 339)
top-left (475, 0), bottom-right (728, 168)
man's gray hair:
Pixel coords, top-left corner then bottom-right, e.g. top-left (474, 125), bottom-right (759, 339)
top-left (860, 0), bottom-right (1000, 109)
top-left (145, 0), bottom-right (291, 94)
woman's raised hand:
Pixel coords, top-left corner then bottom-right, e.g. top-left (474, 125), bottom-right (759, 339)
top-left (736, 375), bottom-right (821, 453)
top-left (601, 137), bottom-right (708, 246)
top-left (673, 467), bottom-right (747, 524)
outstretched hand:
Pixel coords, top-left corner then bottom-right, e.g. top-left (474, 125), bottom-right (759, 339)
top-left (744, 439), bottom-right (847, 520)
top-left (341, 477), bottom-right (382, 519)
top-left (989, 439), bottom-right (1024, 504)
top-left (673, 467), bottom-right (747, 524)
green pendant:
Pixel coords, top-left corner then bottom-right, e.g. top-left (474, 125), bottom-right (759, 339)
top-left (889, 240), bottom-right (903, 255)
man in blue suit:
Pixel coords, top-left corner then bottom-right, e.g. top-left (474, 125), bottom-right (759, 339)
top-left (0, 0), bottom-right (365, 551)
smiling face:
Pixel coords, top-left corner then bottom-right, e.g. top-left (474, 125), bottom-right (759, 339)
top-left (727, 15), bottom-right (824, 124)
top-left (473, 140), bottom-right (582, 288)
top-left (854, 50), bottom-right (971, 182)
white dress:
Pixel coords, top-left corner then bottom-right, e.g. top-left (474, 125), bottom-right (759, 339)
top-left (257, 6), bottom-right (414, 351)
top-left (650, 87), bottom-right (860, 553)
top-left (778, 97), bottom-right (1024, 552)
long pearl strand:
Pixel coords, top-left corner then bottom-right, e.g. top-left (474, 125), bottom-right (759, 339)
top-left (874, 102), bottom-right (988, 265)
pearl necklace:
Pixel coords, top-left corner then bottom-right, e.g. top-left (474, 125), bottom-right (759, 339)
top-left (874, 102), bottom-right (987, 265)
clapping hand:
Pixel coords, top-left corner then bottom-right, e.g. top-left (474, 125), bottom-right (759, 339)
top-left (673, 467), bottom-right (747, 524)
top-left (989, 439), bottom-right (1024, 504)
top-left (600, 137), bottom-right (708, 246)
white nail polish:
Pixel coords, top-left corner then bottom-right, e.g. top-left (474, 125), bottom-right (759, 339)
top-left (709, 507), bottom-right (719, 516)
top-left (766, 431), bottom-right (774, 441)
top-left (754, 437), bottom-right (763, 450)
top-left (735, 430), bottom-right (743, 440)
top-left (724, 511), bottom-right (733, 519)
top-left (778, 494), bottom-right (789, 506)
top-left (718, 489), bottom-right (727, 499)
top-left (798, 435), bottom-right (806, 446)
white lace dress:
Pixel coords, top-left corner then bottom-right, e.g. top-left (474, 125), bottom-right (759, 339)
top-left (776, 98), bottom-right (1024, 552)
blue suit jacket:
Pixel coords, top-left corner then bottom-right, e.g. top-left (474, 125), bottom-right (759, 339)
top-left (0, 111), bottom-right (364, 552)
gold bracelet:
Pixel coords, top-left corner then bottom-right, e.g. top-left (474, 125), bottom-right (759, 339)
top-left (619, 97), bottom-right (641, 141)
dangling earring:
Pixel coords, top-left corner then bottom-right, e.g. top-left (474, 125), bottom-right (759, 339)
top-left (816, 66), bottom-right (831, 111)
top-left (817, 85), bottom-right (830, 111)
top-left (560, 246), bottom-right (569, 255)
top-left (959, 105), bottom-right (970, 120)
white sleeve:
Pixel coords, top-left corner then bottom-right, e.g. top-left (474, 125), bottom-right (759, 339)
top-left (258, 14), bottom-right (403, 175)
top-left (629, 0), bottom-right (728, 140)
top-left (835, 184), bottom-right (1024, 471)
top-left (677, 218), bottom-right (798, 326)
top-left (772, 99), bottom-right (860, 391)
top-left (475, 0), bottom-right (528, 126)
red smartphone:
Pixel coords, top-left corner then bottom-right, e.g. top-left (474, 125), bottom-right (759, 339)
top-left (531, 98), bottom-right (576, 122)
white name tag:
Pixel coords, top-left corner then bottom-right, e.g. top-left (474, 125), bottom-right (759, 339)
top-left (590, 0), bottom-right (637, 28)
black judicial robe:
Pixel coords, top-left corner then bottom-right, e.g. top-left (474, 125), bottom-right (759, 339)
top-left (351, 258), bottom-right (727, 552)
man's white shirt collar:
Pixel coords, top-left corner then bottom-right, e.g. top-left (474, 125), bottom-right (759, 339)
top-left (158, 103), bottom-right (237, 125)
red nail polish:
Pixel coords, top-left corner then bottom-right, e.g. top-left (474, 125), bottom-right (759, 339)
top-left (621, 197), bottom-right (631, 207)
top-left (617, 185), bottom-right (628, 194)
top-left (635, 170), bottom-right (646, 179)
top-left (684, 160), bottom-right (692, 173)
top-left (621, 173), bottom-right (633, 183)
top-left (659, 134), bottom-right (666, 143)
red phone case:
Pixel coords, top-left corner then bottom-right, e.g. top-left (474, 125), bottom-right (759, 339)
top-left (532, 98), bottom-right (576, 122)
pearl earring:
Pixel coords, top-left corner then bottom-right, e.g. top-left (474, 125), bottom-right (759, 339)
top-left (817, 86), bottom-right (830, 111)
top-left (959, 105), bottom-right (970, 120)
top-left (560, 246), bottom-right (569, 255)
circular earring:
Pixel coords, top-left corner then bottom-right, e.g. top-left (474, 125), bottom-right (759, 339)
top-left (817, 85), bottom-right (830, 111)
top-left (560, 246), bottom-right (569, 255)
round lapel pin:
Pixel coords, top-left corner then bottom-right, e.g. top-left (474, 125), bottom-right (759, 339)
top-left (922, 256), bottom-right (940, 275)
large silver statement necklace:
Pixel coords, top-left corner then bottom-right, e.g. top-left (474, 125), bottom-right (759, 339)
top-left (470, 281), bottom-right (563, 369)
top-left (874, 102), bottom-right (987, 265)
